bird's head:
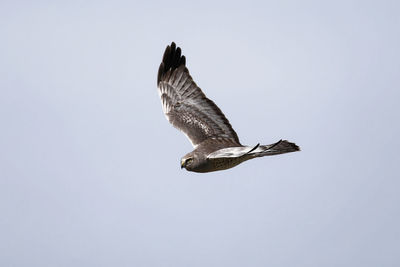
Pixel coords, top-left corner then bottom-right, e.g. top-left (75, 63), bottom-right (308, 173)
top-left (181, 152), bottom-right (206, 172)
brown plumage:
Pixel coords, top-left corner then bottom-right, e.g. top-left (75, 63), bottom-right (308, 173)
top-left (157, 42), bottom-right (299, 173)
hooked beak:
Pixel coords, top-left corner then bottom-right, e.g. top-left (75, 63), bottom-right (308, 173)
top-left (181, 160), bottom-right (185, 169)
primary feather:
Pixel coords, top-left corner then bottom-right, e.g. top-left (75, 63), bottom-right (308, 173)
top-left (157, 42), bottom-right (300, 173)
top-left (157, 42), bottom-right (240, 147)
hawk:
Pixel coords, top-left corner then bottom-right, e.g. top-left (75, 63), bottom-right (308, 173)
top-left (157, 42), bottom-right (300, 173)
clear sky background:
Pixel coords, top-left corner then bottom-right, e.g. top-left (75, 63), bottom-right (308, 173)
top-left (1, 1), bottom-right (399, 266)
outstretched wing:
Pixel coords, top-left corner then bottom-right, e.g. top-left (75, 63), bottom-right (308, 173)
top-left (207, 144), bottom-right (260, 159)
top-left (157, 42), bottom-right (240, 147)
top-left (207, 140), bottom-right (300, 159)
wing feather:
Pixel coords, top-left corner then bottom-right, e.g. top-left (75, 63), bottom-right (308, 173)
top-left (157, 42), bottom-right (240, 147)
top-left (207, 145), bottom-right (259, 159)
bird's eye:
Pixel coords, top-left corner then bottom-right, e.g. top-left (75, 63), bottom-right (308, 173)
top-left (185, 158), bottom-right (193, 165)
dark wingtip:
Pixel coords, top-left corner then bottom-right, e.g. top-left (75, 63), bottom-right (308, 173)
top-left (246, 143), bottom-right (260, 155)
top-left (157, 42), bottom-right (186, 84)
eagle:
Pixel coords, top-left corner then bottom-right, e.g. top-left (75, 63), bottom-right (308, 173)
top-left (157, 42), bottom-right (299, 173)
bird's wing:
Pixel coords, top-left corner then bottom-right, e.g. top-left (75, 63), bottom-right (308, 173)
top-left (157, 42), bottom-right (240, 147)
top-left (207, 140), bottom-right (300, 159)
top-left (207, 144), bottom-right (260, 159)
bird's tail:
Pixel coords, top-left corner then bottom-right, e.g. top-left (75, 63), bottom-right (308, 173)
top-left (250, 140), bottom-right (300, 158)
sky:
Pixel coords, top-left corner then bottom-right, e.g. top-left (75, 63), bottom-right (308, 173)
top-left (0, 1), bottom-right (399, 266)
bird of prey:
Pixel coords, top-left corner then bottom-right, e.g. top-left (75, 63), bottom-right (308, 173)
top-left (157, 42), bottom-right (299, 173)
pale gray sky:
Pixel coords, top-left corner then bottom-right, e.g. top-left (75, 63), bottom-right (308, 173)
top-left (1, 1), bottom-right (399, 266)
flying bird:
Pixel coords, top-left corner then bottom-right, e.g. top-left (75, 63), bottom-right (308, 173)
top-left (157, 42), bottom-right (299, 173)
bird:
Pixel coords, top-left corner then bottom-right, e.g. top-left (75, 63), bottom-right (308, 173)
top-left (157, 42), bottom-right (300, 173)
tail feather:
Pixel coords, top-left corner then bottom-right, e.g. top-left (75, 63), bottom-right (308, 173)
top-left (207, 140), bottom-right (300, 160)
top-left (253, 140), bottom-right (300, 157)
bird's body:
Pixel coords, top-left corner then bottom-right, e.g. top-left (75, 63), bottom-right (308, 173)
top-left (181, 138), bottom-right (244, 173)
top-left (157, 42), bottom-right (299, 173)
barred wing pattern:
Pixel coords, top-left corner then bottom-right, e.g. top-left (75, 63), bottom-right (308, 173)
top-left (157, 42), bottom-right (240, 147)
